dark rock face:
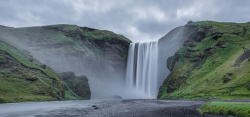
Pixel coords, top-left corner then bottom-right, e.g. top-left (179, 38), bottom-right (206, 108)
top-left (233, 49), bottom-right (250, 66)
top-left (212, 33), bottom-right (223, 40)
top-left (160, 23), bottom-right (214, 95)
top-left (59, 72), bottom-right (91, 99)
top-left (184, 24), bottom-right (211, 42)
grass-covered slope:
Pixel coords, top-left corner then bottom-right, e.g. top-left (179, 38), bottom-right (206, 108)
top-left (158, 21), bottom-right (250, 100)
top-left (200, 101), bottom-right (250, 116)
top-left (0, 41), bottom-right (64, 103)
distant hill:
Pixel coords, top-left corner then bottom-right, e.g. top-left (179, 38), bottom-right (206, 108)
top-left (0, 24), bottom-right (130, 102)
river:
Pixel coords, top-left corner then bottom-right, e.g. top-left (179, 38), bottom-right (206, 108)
top-left (0, 99), bottom-right (222, 117)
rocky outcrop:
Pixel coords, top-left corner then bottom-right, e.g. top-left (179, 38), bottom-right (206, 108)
top-left (158, 21), bottom-right (250, 99)
top-left (233, 49), bottom-right (250, 66)
top-left (59, 72), bottom-right (91, 100)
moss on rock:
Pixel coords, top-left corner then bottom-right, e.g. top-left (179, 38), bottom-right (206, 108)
top-left (59, 72), bottom-right (91, 100)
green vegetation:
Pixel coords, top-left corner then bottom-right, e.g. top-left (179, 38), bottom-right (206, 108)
top-left (158, 21), bottom-right (250, 100)
top-left (0, 43), bottom-right (64, 103)
top-left (200, 101), bottom-right (250, 116)
top-left (0, 24), bottom-right (131, 103)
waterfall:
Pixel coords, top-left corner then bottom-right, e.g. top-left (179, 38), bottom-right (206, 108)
top-left (125, 41), bottom-right (158, 99)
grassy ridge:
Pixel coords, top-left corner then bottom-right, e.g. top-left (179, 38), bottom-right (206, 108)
top-left (200, 101), bottom-right (250, 116)
top-left (158, 21), bottom-right (250, 100)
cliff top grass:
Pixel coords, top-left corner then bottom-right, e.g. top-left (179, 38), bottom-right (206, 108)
top-left (39, 24), bottom-right (132, 43)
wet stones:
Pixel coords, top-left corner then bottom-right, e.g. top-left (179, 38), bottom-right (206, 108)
top-left (92, 105), bottom-right (99, 109)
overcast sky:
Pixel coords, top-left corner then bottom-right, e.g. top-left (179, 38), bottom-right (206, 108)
top-left (0, 0), bottom-right (250, 42)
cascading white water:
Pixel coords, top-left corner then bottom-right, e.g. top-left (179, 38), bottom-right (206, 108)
top-left (125, 41), bottom-right (158, 99)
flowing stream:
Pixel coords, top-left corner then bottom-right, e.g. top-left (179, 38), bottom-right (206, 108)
top-left (125, 41), bottom-right (158, 99)
top-left (0, 99), bottom-right (208, 117)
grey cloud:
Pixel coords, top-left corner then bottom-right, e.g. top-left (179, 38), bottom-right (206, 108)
top-left (0, 0), bottom-right (250, 42)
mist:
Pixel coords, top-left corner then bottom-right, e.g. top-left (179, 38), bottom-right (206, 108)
top-left (157, 25), bottom-right (188, 91)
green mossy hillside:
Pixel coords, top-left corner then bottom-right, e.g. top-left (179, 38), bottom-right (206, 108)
top-left (158, 21), bottom-right (250, 100)
top-left (0, 43), bottom-right (64, 103)
top-left (0, 24), bottom-right (130, 101)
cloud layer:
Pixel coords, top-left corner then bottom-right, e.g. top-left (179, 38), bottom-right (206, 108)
top-left (0, 0), bottom-right (250, 42)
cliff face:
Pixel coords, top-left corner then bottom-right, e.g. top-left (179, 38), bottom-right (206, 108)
top-left (0, 41), bottom-right (64, 103)
top-left (0, 25), bottom-right (131, 98)
top-left (158, 21), bottom-right (250, 99)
